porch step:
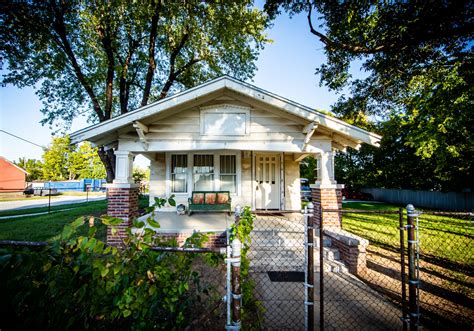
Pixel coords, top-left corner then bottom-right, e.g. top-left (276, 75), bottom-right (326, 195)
top-left (249, 258), bottom-right (349, 274)
top-left (251, 231), bottom-right (332, 248)
top-left (249, 247), bottom-right (347, 274)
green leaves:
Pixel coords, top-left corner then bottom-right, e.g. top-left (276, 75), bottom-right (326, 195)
top-left (147, 218), bottom-right (160, 229)
top-left (101, 216), bottom-right (124, 226)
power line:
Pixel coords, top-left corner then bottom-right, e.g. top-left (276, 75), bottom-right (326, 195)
top-left (0, 129), bottom-right (46, 149)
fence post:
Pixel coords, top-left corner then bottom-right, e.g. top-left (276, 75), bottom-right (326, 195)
top-left (304, 203), bottom-right (315, 331)
top-left (406, 204), bottom-right (420, 330)
top-left (319, 205), bottom-right (324, 331)
top-left (399, 207), bottom-right (408, 331)
top-left (48, 188), bottom-right (51, 214)
top-left (231, 238), bottom-right (242, 328)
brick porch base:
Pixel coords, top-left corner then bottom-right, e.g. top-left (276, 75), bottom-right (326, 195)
top-left (106, 184), bottom-right (139, 246)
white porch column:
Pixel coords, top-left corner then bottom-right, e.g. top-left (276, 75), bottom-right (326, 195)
top-left (113, 150), bottom-right (134, 184)
top-left (106, 150), bottom-right (139, 246)
top-left (311, 149), bottom-right (343, 229)
top-left (316, 150), bottom-right (336, 186)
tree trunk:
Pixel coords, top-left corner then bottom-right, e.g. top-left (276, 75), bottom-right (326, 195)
top-left (98, 147), bottom-right (116, 183)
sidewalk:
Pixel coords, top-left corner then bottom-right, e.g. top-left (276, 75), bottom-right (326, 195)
top-left (0, 194), bottom-right (106, 212)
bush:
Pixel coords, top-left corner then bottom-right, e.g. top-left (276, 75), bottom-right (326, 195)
top-left (0, 197), bottom-right (222, 330)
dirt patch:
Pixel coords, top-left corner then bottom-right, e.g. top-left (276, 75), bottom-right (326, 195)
top-left (359, 245), bottom-right (474, 330)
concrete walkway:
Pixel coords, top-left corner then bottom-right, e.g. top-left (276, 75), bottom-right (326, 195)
top-left (0, 194), bottom-right (106, 212)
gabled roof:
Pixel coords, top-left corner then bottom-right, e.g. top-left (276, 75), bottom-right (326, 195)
top-left (0, 157), bottom-right (28, 174)
top-left (70, 76), bottom-right (381, 147)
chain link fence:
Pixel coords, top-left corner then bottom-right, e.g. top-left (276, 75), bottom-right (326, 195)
top-left (415, 210), bottom-right (473, 330)
top-left (319, 208), bottom-right (404, 330)
top-left (0, 188), bottom-right (107, 219)
top-left (330, 206), bottom-right (474, 330)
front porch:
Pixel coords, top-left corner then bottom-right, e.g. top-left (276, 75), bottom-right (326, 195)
top-left (139, 211), bottom-right (231, 233)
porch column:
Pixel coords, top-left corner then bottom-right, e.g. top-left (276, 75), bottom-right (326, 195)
top-left (106, 150), bottom-right (139, 246)
top-left (311, 150), bottom-right (343, 229)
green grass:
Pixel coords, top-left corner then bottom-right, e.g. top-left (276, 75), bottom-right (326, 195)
top-left (342, 201), bottom-right (474, 269)
top-left (0, 196), bottom-right (149, 242)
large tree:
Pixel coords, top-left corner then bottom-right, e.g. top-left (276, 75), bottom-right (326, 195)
top-left (266, 0), bottom-right (473, 191)
top-left (14, 158), bottom-right (44, 182)
top-left (41, 136), bottom-right (105, 181)
top-left (1, 1), bottom-right (269, 182)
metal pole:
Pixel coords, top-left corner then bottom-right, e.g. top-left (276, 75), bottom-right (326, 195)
top-left (231, 238), bottom-right (242, 328)
top-left (226, 229), bottom-right (232, 328)
top-left (48, 188), bottom-right (51, 214)
top-left (86, 186), bottom-right (89, 202)
top-left (307, 205), bottom-right (315, 330)
top-left (406, 204), bottom-right (419, 330)
top-left (399, 207), bottom-right (408, 331)
top-left (319, 206), bottom-right (324, 331)
top-left (304, 204), bottom-right (315, 331)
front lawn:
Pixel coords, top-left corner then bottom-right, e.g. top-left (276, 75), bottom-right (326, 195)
top-left (0, 196), bottom-right (149, 242)
top-left (342, 201), bottom-right (473, 270)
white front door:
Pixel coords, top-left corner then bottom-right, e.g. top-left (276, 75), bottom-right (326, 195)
top-left (255, 154), bottom-right (280, 209)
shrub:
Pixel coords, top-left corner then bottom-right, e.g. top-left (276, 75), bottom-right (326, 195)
top-left (0, 197), bottom-right (222, 330)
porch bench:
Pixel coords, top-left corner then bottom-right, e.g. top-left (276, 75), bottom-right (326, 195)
top-left (188, 191), bottom-right (231, 216)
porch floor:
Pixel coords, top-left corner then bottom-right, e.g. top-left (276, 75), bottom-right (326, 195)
top-left (138, 211), bottom-right (232, 232)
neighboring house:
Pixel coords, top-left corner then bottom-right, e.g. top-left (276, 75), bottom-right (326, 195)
top-left (0, 157), bottom-right (28, 191)
top-left (70, 76), bottom-right (381, 243)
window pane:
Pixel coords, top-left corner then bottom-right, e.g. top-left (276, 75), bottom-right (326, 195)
top-left (172, 154), bottom-right (187, 173)
top-left (194, 174), bottom-right (214, 191)
top-left (193, 155), bottom-right (214, 190)
top-left (220, 155), bottom-right (236, 174)
top-left (220, 175), bottom-right (236, 192)
top-left (172, 173), bottom-right (187, 192)
top-left (171, 155), bottom-right (187, 192)
top-left (194, 155), bottom-right (214, 173)
top-left (220, 155), bottom-right (236, 193)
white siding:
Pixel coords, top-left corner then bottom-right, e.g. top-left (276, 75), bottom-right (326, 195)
top-left (143, 102), bottom-right (305, 143)
top-left (284, 153), bottom-right (302, 211)
top-left (149, 153), bottom-right (166, 205)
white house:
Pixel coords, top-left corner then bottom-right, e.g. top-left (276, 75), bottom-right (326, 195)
top-left (70, 76), bottom-right (380, 244)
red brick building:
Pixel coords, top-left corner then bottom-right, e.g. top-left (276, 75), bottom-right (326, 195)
top-left (0, 157), bottom-right (28, 191)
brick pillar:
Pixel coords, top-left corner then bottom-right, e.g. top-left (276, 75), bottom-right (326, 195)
top-left (106, 184), bottom-right (139, 246)
top-left (311, 184), bottom-right (344, 229)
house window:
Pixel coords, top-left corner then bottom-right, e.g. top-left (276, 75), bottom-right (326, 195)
top-left (193, 155), bottom-right (214, 191)
top-left (220, 155), bottom-right (236, 193)
top-left (171, 154), bottom-right (187, 193)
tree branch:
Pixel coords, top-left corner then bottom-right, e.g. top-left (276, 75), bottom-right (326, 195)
top-left (96, 21), bottom-right (116, 120)
top-left (141, 0), bottom-right (162, 107)
top-left (158, 32), bottom-right (191, 100)
top-left (307, 5), bottom-right (387, 54)
top-left (50, 1), bottom-right (105, 121)
top-left (119, 36), bottom-right (139, 114)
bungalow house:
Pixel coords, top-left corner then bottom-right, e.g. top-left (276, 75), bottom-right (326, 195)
top-left (70, 76), bottom-right (380, 245)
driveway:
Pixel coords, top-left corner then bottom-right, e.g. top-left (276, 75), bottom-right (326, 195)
top-left (0, 194), bottom-right (107, 212)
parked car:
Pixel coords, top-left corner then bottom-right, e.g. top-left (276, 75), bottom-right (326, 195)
top-left (341, 188), bottom-right (373, 201)
top-left (300, 178), bottom-right (312, 202)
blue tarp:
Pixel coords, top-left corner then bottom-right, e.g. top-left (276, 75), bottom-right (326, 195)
top-left (43, 179), bottom-right (106, 192)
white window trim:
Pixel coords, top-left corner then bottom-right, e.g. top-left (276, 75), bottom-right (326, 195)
top-left (166, 151), bottom-right (241, 197)
top-left (199, 104), bottom-right (251, 136)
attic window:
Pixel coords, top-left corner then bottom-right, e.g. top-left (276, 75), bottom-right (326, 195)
top-left (200, 104), bottom-right (250, 136)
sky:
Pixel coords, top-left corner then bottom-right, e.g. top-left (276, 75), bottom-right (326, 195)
top-left (0, 8), bottom-right (360, 168)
